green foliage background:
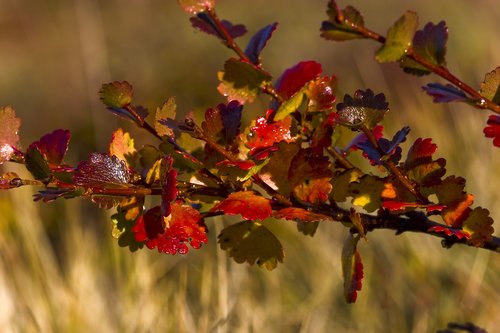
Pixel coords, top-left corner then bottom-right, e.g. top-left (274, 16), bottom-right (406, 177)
top-left (0, 0), bottom-right (499, 332)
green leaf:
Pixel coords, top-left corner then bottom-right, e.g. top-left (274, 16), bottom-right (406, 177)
top-left (274, 88), bottom-right (306, 121)
top-left (349, 175), bottom-right (385, 213)
top-left (25, 146), bottom-right (51, 182)
top-left (99, 81), bottom-right (133, 109)
top-left (320, 2), bottom-right (366, 41)
top-left (217, 58), bottom-right (272, 104)
top-left (479, 66), bottom-right (500, 104)
top-left (0, 106), bottom-right (21, 164)
top-left (155, 97), bottom-right (177, 138)
top-left (341, 233), bottom-right (363, 303)
top-left (111, 203), bottom-right (145, 252)
top-left (331, 169), bottom-right (364, 202)
top-left (375, 11), bottom-right (419, 63)
top-left (462, 207), bottom-right (494, 247)
top-left (218, 220), bottom-right (284, 270)
top-left (400, 21), bottom-right (448, 76)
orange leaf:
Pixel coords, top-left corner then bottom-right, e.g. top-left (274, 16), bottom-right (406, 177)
top-left (442, 193), bottom-right (474, 227)
top-left (274, 207), bottom-right (332, 222)
top-left (109, 128), bottom-right (136, 167)
top-left (210, 191), bottom-right (272, 220)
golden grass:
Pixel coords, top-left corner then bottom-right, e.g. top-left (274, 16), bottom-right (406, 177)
top-left (1, 1), bottom-right (499, 332)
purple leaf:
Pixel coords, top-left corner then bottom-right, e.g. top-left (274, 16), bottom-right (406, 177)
top-left (190, 13), bottom-right (246, 40)
top-left (422, 83), bottom-right (469, 103)
top-left (219, 100), bottom-right (243, 142)
top-left (74, 153), bottom-right (130, 186)
top-left (245, 23), bottom-right (278, 64)
top-left (29, 129), bottom-right (70, 166)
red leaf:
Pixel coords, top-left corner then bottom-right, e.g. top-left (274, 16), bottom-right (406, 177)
top-left (132, 203), bottom-right (207, 255)
top-left (405, 137), bottom-right (438, 165)
top-left (216, 159), bottom-right (255, 170)
top-left (74, 153), bottom-right (130, 186)
top-left (246, 115), bottom-right (294, 157)
top-left (29, 129), bottom-right (70, 166)
top-left (274, 207), bottom-right (331, 222)
top-left (306, 75), bottom-right (337, 111)
top-left (382, 201), bottom-right (446, 213)
top-left (0, 106), bottom-right (21, 164)
top-left (483, 115), bottom-right (500, 148)
top-left (210, 191), bottom-right (272, 220)
top-left (275, 61), bottom-right (323, 99)
top-left (428, 225), bottom-right (470, 240)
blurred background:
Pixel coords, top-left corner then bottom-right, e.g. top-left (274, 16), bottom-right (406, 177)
top-left (0, 0), bottom-right (499, 332)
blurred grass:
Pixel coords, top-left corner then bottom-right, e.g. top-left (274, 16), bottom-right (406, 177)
top-left (0, 0), bottom-right (499, 332)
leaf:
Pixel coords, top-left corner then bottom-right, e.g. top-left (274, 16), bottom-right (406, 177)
top-left (306, 75), bottom-right (337, 112)
top-left (483, 115), bottom-right (500, 148)
top-left (99, 81), bottom-right (133, 109)
top-left (74, 153), bottom-right (130, 187)
top-left (341, 233), bottom-right (363, 303)
top-left (219, 100), bottom-right (243, 143)
top-left (132, 204), bottom-right (207, 255)
top-left (288, 148), bottom-right (333, 204)
top-left (210, 191), bottom-right (272, 221)
top-left (462, 207), bottom-right (494, 247)
top-left (29, 129), bottom-right (70, 166)
top-left (296, 221), bottom-right (320, 237)
top-left (155, 97), bottom-right (177, 138)
top-left (428, 225), bottom-right (470, 240)
top-left (161, 155), bottom-right (178, 217)
top-left (111, 197), bottom-right (146, 252)
top-left (356, 126), bottom-right (410, 164)
top-left (190, 13), bottom-right (246, 39)
top-left (275, 61), bottom-right (322, 99)
top-left (274, 88), bottom-right (306, 121)
top-left (178, 0), bottom-right (215, 14)
top-left (217, 58), bottom-right (272, 104)
top-left (246, 115), bottom-right (294, 157)
top-left (422, 83), bottom-right (469, 103)
top-left (218, 220), bottom-right (284, 270)
top-left (382, 201), bottom-right (446, 213)
top-left (349, 175), bottom-right (386, 213)
top-left (349, 209), bottom-right (365, 239)
top-left (331, 168), bottom-right (364, 202)
top-left (441, 193), bottom-right (474, 228)
top-left (245, 22), bottom-right (278, 65)
top-left (375, 11), bottom-right (419, 63)
top-left (400, 21), bottom-right (448, 76)
top-left (320, 2), bottom-right (366, 41)
top-left (336, 89), bottom-right (389, 129)
top-left (0, 106), bottom-right (21, 164)
top-left (109, 128), bottom-right (136, 168)
top-left (479, 66), bottom-right (500, 103)
top-left (405, 138), bottom-right (446, 186)
top-left (25, 146), bottom-right (51, 181)
top-left (274, 207), bottom-right (332, 223)
top-left (259, 141), bottom-right (300, 193)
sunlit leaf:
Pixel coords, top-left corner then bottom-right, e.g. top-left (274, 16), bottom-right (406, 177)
top-left (74, 153), bottom-right (130, 186)
top-left (401, 21), bottom-right (448, 75)
top-left (99, 81), bottom-right (133, 109)
top-left (375, 11), bottom-right (419, 63)
top-left (245, 22), bottom-right (278, 64)
top-left (246, 115), bottom-right (294, 157)
top-left (341, 233), bottom-right (363, 303)
top-left (422, 83), bottom-right (469, 103)
top-left (405, 138), bottom-right (446, 186)
top-left (275, 61), bottom-right (322, 99)
top-left (217, 58), bottom-right (272, 104)
top-left (462, 207), bottom-right (494, 247)
top-left (331, 168), bottom-right (363, 202)
top-left (479, 66), bottom-right (500, 103)
top-left (112, 197), bottom-right (146, 252)
top-left (336, 89), bottom-right (389, 129)
top-left (29, 129), bottom-right (70, 166)
top-left (210, 191), bottom-right (272, 221)
top-left (0, 106), bottom-right (21, 164)
top-left (306, 76), bottom-right (337, 112)
top-left (441, 193), bottom-right (474, 228)
top-left (483, 115), bottom-right (500, 148)
top-left (349, 175), bottom-right (385, 213)
top-left (155, 97), bottom-right (177, 138)
top-left (218, 220), bottom-right (284, 270)
top-left (109, 128), bottom-right (136, 168)
top-left (178, 0), bottom-right (215, 14)
top-left (320, 2), bottom-right (365, 41)
top-left (274, 207), bottom-right (332, 222)
top-left (274, 88), bottom-right (306, 121)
